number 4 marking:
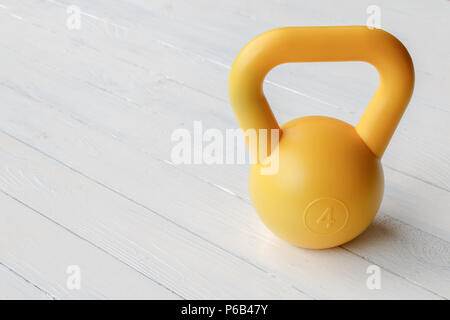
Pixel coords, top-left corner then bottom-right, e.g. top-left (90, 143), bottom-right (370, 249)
top-left (317, 207), bottom-right (335, 228)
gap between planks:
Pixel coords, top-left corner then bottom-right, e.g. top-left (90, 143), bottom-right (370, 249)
top-left (8, 0), bottom-right (449, 194)
top-left (0, 0), bottom-right (448, 300)
top-left (0, 104), bottom-right (446, 298)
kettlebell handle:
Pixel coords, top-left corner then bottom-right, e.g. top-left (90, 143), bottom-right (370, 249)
top-left (229, 26), bottom-right (414, 158)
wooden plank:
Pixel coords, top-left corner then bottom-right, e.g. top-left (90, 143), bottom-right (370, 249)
top-left (1, 0), bottom-right (448, 241)
top-left (346, 214), bottom-right (450, 297)
top-left (0, 130), bottom-right (308, 299)
top-left (0, 192), bottom-right (179, 299)
top-left (77, 0), bottom-right (450, 191)
top-left (0, 0), bottom-right (446, 300)
top-left (0, 90), bottom-right (443, 299)
top-left (0, 263), bottom-right (50, 299)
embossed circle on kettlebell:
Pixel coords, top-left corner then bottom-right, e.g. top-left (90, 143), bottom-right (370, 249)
top-left (304, 198), bottom-right (349, 235)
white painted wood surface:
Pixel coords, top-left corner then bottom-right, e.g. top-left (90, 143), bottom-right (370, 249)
top-left (0, 0), bottom-right (448, 299)
top-left (0, 263), bottom-right (49, 299)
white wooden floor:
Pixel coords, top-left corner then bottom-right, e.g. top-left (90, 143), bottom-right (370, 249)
top-left (0, 0), bottom-right (449, 300)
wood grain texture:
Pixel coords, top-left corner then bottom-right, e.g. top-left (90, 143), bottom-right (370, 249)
top-left (0, 131), bottom-right (309, 299)
top-left (0, 191), bottom-right (179, 299)
top-left (0, 62), bottom-right (446, 298)
top-left (0, 125), bottom-right (442, 299)
top-left (59, 0), bottom-right (450, 189)
top-left (0, 263), bottom-right (50, 299)
top-left (0, 0), bottom-right (448, 299)
top-left (346, 214), bottom-right (450, 297)
top-left (1, 0), bottom-right (449, 241)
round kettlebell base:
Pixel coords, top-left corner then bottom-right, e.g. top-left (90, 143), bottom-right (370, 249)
top-left (249, 116), bottom-right (384, 249)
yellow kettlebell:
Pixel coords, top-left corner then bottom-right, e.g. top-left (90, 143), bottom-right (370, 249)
top-left (229, 26), bottom-right (414, 249)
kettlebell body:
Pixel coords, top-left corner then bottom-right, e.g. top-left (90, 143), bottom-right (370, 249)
top-left (250, 116), bottom-right (383, 249)
top-left (229, 27), bottom-right (414, 249)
